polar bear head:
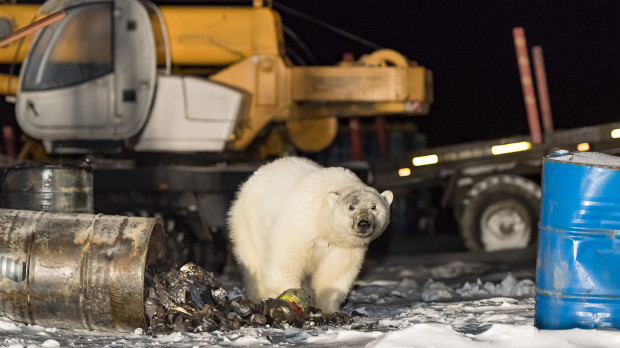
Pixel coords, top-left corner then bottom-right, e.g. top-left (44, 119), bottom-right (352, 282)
top-left (327, 187), bottom-right (393, 247)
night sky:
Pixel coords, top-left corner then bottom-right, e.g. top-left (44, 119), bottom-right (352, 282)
top-left (275, 1), bottom-right (620, 147)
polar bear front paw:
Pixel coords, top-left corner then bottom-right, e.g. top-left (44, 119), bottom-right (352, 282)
top-left (316, 288), bottom-right (347, 314)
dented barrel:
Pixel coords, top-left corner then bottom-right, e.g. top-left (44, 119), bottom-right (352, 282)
top-left (536, 151), bottom-right (620, 329)
top-left (0, 208), bottom-right (165, 332)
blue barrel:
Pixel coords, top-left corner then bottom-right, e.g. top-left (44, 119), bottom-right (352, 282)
top-left (536, 150), bottom-right (620, 329)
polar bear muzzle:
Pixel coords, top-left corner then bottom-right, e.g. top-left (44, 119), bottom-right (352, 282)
top-left (354, 214), bottom-right (374, 236)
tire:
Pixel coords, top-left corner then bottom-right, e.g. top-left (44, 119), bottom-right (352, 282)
top-left (459, 175), bottom-right (541, 252)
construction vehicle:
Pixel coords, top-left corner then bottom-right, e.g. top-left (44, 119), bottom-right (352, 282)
top-left (0, 0), bottom-right (431, 157)
top-left (0, 0), bottom-right (432, 270)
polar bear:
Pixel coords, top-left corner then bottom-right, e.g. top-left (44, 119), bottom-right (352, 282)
top-left (228, 157), bottom-right (393, 313)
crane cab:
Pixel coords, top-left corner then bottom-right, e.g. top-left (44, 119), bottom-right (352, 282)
top-left (16, 0), bottom-right (247, 154)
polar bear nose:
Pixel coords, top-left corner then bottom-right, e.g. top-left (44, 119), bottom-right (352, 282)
top-left (357, 220), bottom-right (371, 231)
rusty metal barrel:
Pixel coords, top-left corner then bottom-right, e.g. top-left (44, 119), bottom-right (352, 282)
top-left (2, 162), bottom-right (93, 213)
top-left (0, 208), bottom-right (165, 332)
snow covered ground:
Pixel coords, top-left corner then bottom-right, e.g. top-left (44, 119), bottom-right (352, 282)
top-left (2, 247), bottom-right (620, 347)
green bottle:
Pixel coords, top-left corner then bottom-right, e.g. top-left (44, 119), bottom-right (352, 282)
top-left (267, 288), bottom-right (311, 325)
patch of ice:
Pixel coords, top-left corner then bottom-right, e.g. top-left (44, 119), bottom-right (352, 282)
top-left (0, 317), bottom-right (22, 333)
top-left (224, 335), bottom-right (270, 346)
top-left (283, 332), bottom-right (310, 344)
top-left (457, 279), bottom-right (494, 297)
top-left (456, 273), bottom-right (534, 298)
top-left (481, 314), bottom-right (511, 322)
top-left (496, 273), bottom-right (535, 296)
top-left (378, 318), bottom-right (409, 329)
top-left (421, 279), bottom-right (454, 302)
top-left (43, 326), bottom-right (57, 333)
top-left (41, 339), bottom-right (60, 347)
top-left (5, 342), bottom-right (23, 348)
top-left (355, 280), bottom-right (399, 287)
top-left (157, 331), bottom-right (184, 342)
top-left (21, 324), bottom-right (46, 335)
top-left (2, 338), bottom-right (24, 348)
top-left (306, 330), bottom-right (383, 344)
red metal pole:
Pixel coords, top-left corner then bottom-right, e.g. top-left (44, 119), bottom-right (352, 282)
top-left (342, 52), bottom-right (364, 161)
top-left (375, 116), bottom-right (389, 157)
top-left (513, 27), bottom-right (542, 144)
top-left (349, 117), bottom-right (363, 161)
top-left (532, 46), bottom-right (554, 136)
top-left (3, 125), bottom-right (15, 158)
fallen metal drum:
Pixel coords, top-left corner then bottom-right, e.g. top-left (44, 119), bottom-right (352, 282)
top-left (536, 150), bottom-right (620, 329)
top-left (0, 209), bottom-right (165, 332)
top-left (2, 162), bottom-right (93, 213)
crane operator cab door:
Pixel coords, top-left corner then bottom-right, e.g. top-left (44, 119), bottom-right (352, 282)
top-left (16, 0), bottom-right (157, 154)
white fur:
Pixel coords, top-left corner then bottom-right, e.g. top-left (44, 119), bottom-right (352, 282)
top-left (228, 157), bottom-right (393, 313)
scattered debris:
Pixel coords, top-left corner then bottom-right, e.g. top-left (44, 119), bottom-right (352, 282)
top-left (144, 262), bottom-right (353, 335)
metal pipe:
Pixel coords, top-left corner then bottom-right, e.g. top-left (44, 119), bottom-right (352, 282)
top-left (532, 46), bottom-right (554, 136)
top-left (0, 11), bottom-right (66, 48)
top-left (513, 27), bottom-right (542, 144)
top-left (0, 209), bottom-right (166, 332)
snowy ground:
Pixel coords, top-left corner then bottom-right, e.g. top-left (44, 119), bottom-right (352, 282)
top-left (2, 247), bottom-right (620, 347)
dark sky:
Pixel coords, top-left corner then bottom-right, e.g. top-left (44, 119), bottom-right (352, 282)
top-left (275, 1), bottom-right (620, 146)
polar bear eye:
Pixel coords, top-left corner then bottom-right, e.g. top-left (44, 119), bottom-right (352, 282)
top-left (349, 205), bottom-right (355, 211)
top-left (371, 204), bottom-right (377, 211)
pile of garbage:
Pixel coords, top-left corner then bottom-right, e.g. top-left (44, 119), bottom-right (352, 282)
top-left (143, 262), bottom-right (359, 335)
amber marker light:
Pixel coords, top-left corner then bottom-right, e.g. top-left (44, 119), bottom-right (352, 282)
top-left (577, 143), bottom-right (590, 151)
top-left (398, 168), bottom-right (411, 177)
top-left (412, 154), bottom-right (438, 166)
top-left (612, 129), bottom-right (620, 138)
top-left (491, 141), bottom-right (531, 155)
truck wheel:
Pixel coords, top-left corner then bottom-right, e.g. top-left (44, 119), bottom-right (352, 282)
top-left (459, 175), bottom-right (541, 251)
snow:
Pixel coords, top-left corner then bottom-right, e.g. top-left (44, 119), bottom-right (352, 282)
top-left (367, 324), bottom-right (620, 348)
top-left (1, 248), bottom-right (620, 347)
top-left (550, 150), bottom-right (620, 167)
top-left (305, 330), bottom-right (383, 344)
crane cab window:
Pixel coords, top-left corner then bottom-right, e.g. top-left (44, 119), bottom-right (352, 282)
top-left (22, 3), bottom-right (113, 91)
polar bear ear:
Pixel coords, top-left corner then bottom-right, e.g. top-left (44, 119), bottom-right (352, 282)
top-left (327, 191), bottom-right (340, 207)
top-left (381, 190), bottom-right (394, 205)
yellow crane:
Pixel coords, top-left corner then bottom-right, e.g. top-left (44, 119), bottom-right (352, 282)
top-left (0, 0), bottom-right (432, 155)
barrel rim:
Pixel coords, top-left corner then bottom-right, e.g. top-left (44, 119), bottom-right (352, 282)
top-left (545, 156), bottom-right (620, 170)
top-left (7, 160), bottom-right (92, 171)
